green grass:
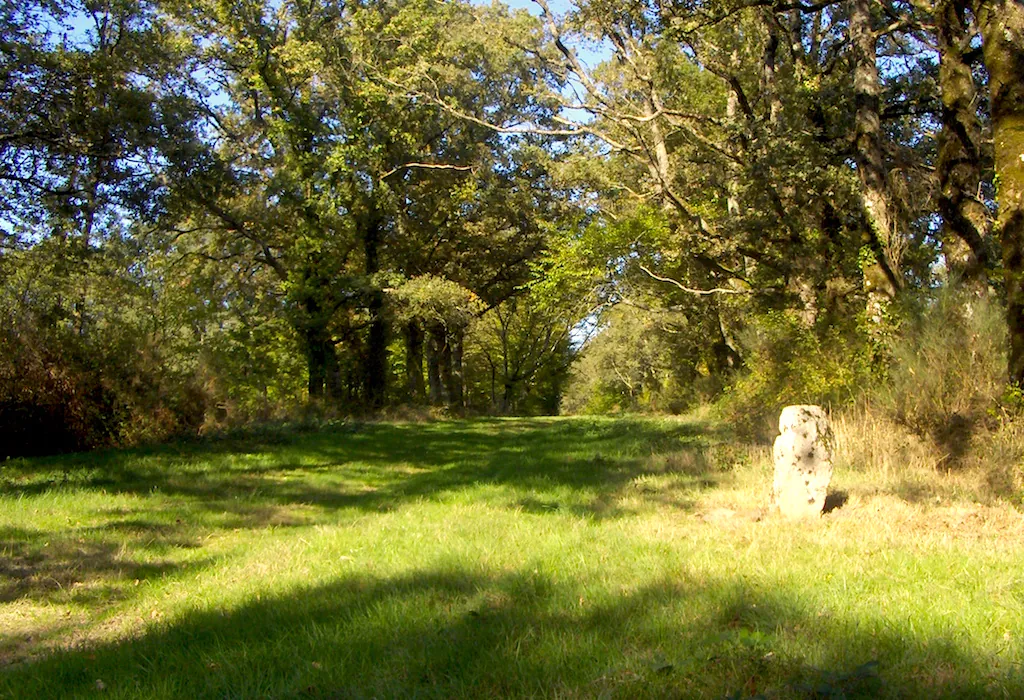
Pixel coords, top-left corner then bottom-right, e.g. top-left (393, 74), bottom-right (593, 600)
top-left (1, 416), bottom-right (1023, 698)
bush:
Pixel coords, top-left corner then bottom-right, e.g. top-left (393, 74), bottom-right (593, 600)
top-left (0, 313), bottom-right (208, 457)
top-left (875, 288), bottom-right (1005, 461)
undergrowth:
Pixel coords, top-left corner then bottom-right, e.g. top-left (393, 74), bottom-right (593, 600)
top-left (712, 287), bottom-right (1024, 506)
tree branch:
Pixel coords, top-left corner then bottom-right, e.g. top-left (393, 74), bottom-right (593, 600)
top-left (638, 264), bottom-right (749, 295)
top-left (381, 163), bottom-right (475, 179)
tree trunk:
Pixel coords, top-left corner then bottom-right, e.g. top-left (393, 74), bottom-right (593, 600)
top-left (502, 381), bottom-right (515, 415)
top-left (427, 324), bottom-right (446, 405)
top-left (450, 328), bottom-right (465, 411)
top-left (325, 338), bottom-right (343, 400)
top-left (760, 15), bottom-right (782, 128)
top-left (304, 326), bottom-right (342, 401)
top-left (936, 0), bottom-right (992, 284)
top-left (726, 47), bottom-right (743, 218)
top-left (974, 0), bottom-right (1024, 382)
top-left (439, 327), bottom-right (454, 408)
top-left (850, 0), bottom-right (902, 320)
top-left (306, 327), bottom-right (326, 399)
top-left (489, 360), bottom-right (497, 411)
top-left (302, 296), bottom-right (340, 401)
top-left (365, 291), bottom-right (387, 408)
top-left (405, 321), bottom-right (426, 402)
top-left (709, 301), bottom-right (742, 375)
top-left (820, 200), bottom-right (846, 321)
top-left (363, 209), bottom-right (387, 408)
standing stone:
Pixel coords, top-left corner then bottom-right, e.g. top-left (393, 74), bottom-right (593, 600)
top-left (772, 405), bottom-right (835, 519)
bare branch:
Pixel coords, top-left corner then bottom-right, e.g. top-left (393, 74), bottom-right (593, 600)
top-left (533, 0), bottom-right (613, 110)
top-left (638, 263), bottom-right (749, 296)
top-left (388, 78), bottom-right (641, 154)
top-left (381, 162), bottom-right (475, 179)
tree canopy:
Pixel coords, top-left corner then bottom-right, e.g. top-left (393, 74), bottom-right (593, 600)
top-left (1, 0), bottom-right (1021, 455)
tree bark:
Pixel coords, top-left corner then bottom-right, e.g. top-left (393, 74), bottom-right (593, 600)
top-left (306, 327), bottom-right (326, 399)
top-left (439, 326), bottom-right (454, 408)
top-left (363, 209), bottom-right (387, 408)
top-left (974, 0), bottom-right (1024, 382)
top-left (305, 326), bottom-right (342, 400)
top-left (302, 296), bottom-right (340, 400)
top-left (502, 381), bottom-right (516, 415)
top-left (709, 301), bottom-right (742, 375)
top-left (325, 337), bottom-right (342, 400)
top-left (760, 15), bottom-right (782, 128)
top-left (850, 0), bottom-right (902, 318)
top-left (488, 359), bottom-right (497, 411)
top-left (936, 0), bottom-right (993, 284)
top-left (449, 328), bottom-right (465, 411)
top-left (365, 292), bottom-right (387, 407)
top-left (726, 48), bottom-right (743, 218)
top-left (427, 324), bottom-right (446, 405)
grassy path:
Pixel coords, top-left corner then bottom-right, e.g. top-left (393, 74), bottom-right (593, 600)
top-left (1, 417), bottom-right (1023, 698)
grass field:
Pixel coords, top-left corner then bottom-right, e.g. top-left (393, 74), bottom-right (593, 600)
top-left (2, 416), bottom-right (1023, 698)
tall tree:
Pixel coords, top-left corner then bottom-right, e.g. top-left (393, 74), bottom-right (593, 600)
top-left (935, 0), bottom-right (994, 283)
top-left (161, 0), bottom-right (558, 408)
top-left (972, 0), bottom-right (1024, 382)
top-left (851, 0), bottom-right (903, 317)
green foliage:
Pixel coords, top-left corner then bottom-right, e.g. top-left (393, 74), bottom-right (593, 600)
top-left (0, 244), bottom-right (208, 456)
top-left (532, 206), bottom-right (669, 311)
top-left (390, 275), bottom-right (484, 330)
top-left (0, 0), bottom-right (1013, 443)
top-left (561, 307), bottom-right (699, 415)
top-left (465, 292), bottom-right (576, 414)
top-left (199, 316), bottom-right (307, 423)
top-left (0, 0), bottom-right (186, 241)
top-left (718, 313), bottom-right (873, 438)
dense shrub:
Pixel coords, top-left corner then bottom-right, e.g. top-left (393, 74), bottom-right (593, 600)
top-left (0, 310), bottom-right (208, 458)
top-left (198, 317), bottom-right (308, 425)
top-left (716, 311), bottom-right (872, 439)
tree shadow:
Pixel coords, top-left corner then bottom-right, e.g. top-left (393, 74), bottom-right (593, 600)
top-left (0, 418), bottom-right (729, 524)
top-left (0, 525), bottom-right (216, 606)
top-left (929, 412), bottom-right (975, 469)
top-left (1, 565), bottom-right (1017, 698)
top-left (5, 419), bottom-right (1015, 694)
top-left (0, 418), bottom-right (738, 623)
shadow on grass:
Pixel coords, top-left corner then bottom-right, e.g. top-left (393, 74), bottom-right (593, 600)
top-left (0, 418), bottom-right (736, 617)
top-left (823, 491), bottom-right (849, 514)
top-left (0, 525), bottom-right (216, 605)
top-left (0, 418), bottom-right (728, 522)
top-left (1, 565), bottom-right (1017, 698)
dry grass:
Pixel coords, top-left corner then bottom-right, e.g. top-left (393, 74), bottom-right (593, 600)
top-left (639, 407), bottom-right (1024, 538)
top-left (832, 405), bottom-right (1024, 506)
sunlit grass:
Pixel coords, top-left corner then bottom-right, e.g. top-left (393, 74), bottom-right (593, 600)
top-left (2, 416), bottom-right (1023, 698)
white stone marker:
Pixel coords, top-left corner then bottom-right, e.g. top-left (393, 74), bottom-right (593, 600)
top-left (772, 405), bottom-right (834, 518)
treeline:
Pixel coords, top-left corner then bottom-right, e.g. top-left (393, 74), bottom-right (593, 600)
top-left (1, 0), bottom-right (1021, 456)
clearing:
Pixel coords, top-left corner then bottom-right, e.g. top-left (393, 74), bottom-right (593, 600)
top-left (1, 416), bottom-right (1022, 698)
